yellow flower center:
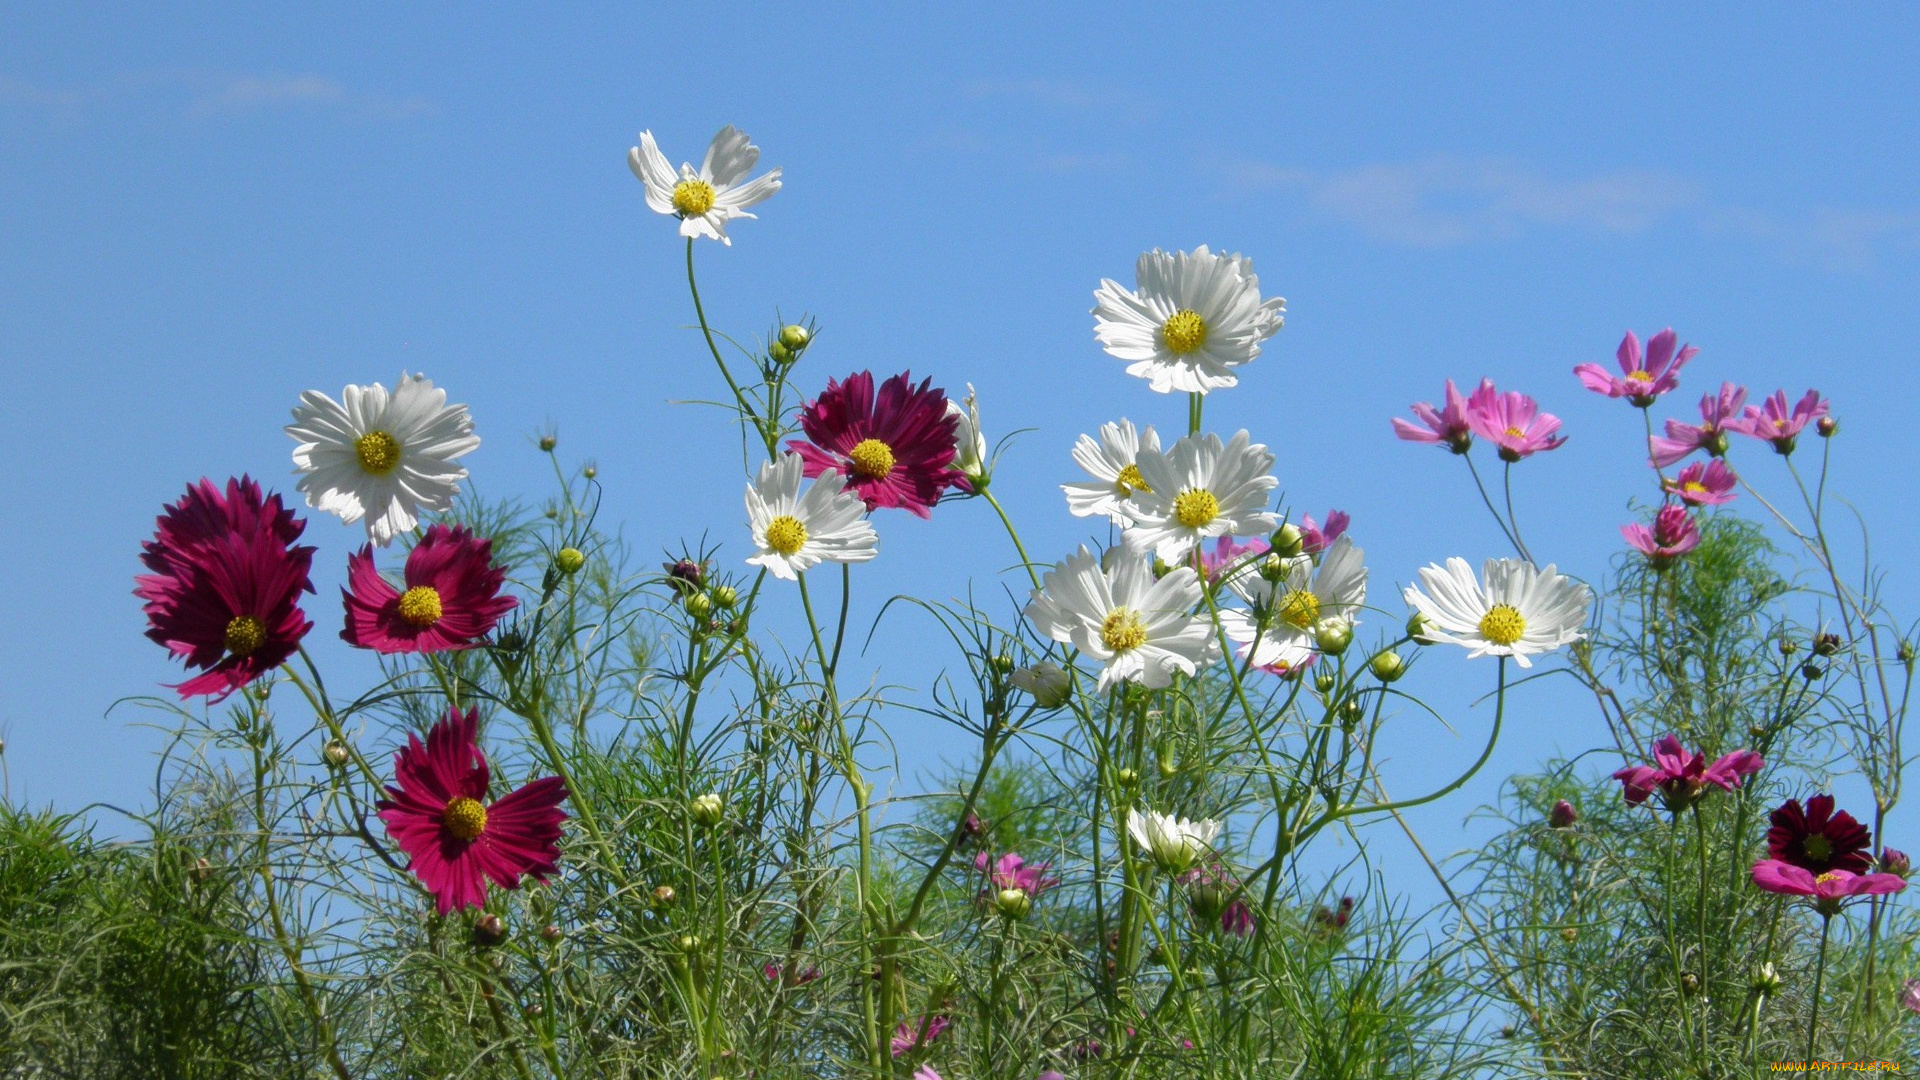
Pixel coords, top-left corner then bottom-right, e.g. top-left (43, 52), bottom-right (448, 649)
top-left (1478, 604), bottom-right (1527, 646)
top-left (1814, 871), bottom-right (1841, 885)
top-left (1172, 488), bottom-right (1220, 529)
top-left (765, 515), bottom-right (808, 556)
top-left (1682, 481), bottom-right (1708, 497)
top-left (671, 178), bottom-right (716, 216)
top-left (355, 430), bottom-right (402, 475)
top-left (1100, 608), bottom-right (1149, 653)
top-left (1627, 369), bottom-right (1652, 382)
top-left (224, 615), bottom-right (267, 658)
top-left (1803, 836), bottom-right (1833, 861)
top-left (1161, 309), bottom-right (1207, 354)
top-left (1115, 463), bottom-right (1150, 496)
top-left (1277, 589), bottom-right (1320, 630)
top-left (442, 796), bottom-right (488, 842)
top-left (1503, 426), bottom-right (1525, 439)
top-left (397, 586), bottom-right (444, 627)
top-left (848, 438), bottom-right (896, 478)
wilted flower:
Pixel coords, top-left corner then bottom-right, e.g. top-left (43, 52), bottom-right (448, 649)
top-left (1574, 328), bottom-right (1699, 406)
top-left (1180, 861), bottom-right (1255, 937)
top-left (890, 1015), bottom-right (950, 1057)
top-left (286, 373), bottom-right (480, 546)
top-left (1127, 808), bottom-right (1220, 875)
top-left (628, 126), bottom-right (781, 245)
top-left (1392, 378), bottom-right (1490, 454)
top-left (1402, 558), bottom-right (1591, 668)
top-left (1612, 735), bottom-right (1763, 811)
top-left (1091, 245), bottom-right (1285, 395)
top-left (1313, 895), bottom-right (1356, 937)
top-left (788, 371), bottom-right (965, 517)
top-left (946, 384), bottom-right (989, 491)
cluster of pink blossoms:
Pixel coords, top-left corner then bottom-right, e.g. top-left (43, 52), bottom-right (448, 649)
top-left (1392, 377), bottom-right (1567, 462)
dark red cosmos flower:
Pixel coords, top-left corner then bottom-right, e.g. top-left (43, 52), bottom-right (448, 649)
top-left (1767, 794), bottom-right (1873, 875)
top-left (787, 371), bottom-right (964, 518)
top-left (135, 476), bottom-right (315, 701)
top-left (342, 524), bottom-right (515, 654)
top-left (376, 706), bottom-right (568, 914)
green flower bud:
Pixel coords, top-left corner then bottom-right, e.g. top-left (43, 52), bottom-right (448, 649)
top-left (994, 887), bottom-right (1032, 921)
top-left (538, 434), bottom-right (557, 452)
top-left (1314, 672), bottom-right (1338, 695)
top-left (689, 793), bottom-right (725, 828)
top-left (1116, 767), bottom-right (1140, 788)
top-left (768, 340), bottom-right (794, 365)
top-left (1259, 554), bottom-right (1288, 583)
top-left (677, 934), bottom-right (701, 953)
top-left (686, 592), bottom-right (714, 620)
top-left (988, 654), bottom-right (1015, 676)
top-left (1753, 961), bottom-right (1782, 994)
top-left (555, 547), bottom-right (586, 575)
top-left (1272, 524), bottom-right (1306, 559)
top-left (1315, 622), bottom-right (1353, 656)
top-left (778, 324), bottom-right (811, 352)
top-left (1368, 651), bottom-right (1407, 683)
top-left (322, 740), bottom-right (352, 768)
top-left (1339, 699), bottom-right (1365, 725)
top-left (711, 584), bottom-right (739, 609)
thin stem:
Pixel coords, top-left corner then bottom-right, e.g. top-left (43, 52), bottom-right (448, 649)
top-left (1464, 454), bottom-right (1527, 560)
top-left (1805, 916), bottom-right (1833, 1067)
top-left (1502, 460), bottom-right (1535, 563)
top-left (982, 489), bottom-right (1043, 591)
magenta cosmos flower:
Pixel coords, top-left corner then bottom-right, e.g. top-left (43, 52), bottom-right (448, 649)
top-left (975, 851), bottom-right (1060, 900)
top-left (376, 706), bottom-right (568, 914)
top-left (891, 1014), bottom-right (950, 1057)
top-left (1767, 794), bottom-right (1874, 875)
top-left (1903, 978), bottom-right (1920, 1016)
top-left (1622, 505), bottom-right (1702, 566)
top-left (342, 524), bottom-right (516, 654)
top-left (135, 476), bottom-right (316, 701)
top-left (1201, 534), bottom-right (1269, 583)
top-left (1575, 328), bottom-right (1699, 407)
top-left (1612, 734), bottom-right (1763, 811)
top-left (1392, 378), bottom-right (1493, 454)
top-left (787, 371), bottom-right (964, 518)
top-left (1649, 382), bottom-right (1746, 468)
top-left (1467, 388), bottom-right (1568, 462)
top-left (1662, 459), bottom-right (1737, 507)
top-left (1751, 860), bottom-right (1905, 917)
top-left (1730, 389), bottom-right (1828, 455)
top-left (1299, 510), bottom-right (1350, 555)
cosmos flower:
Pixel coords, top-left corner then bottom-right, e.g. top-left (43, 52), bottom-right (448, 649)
top-left (1024, 546), bottom-right (1217, 691)
top-left (1574, 328), bottom-right (1699, 406)
top-left (1403, 558), bottom-right (1591, 668)
top-left (744, 452), bottom-right (878, 581)
top-left (1010, 662), bottom-right (1072, 708)
top-left (1663, 459), bottom-right (1737, 507)
top-left (1180, 861), bottom-right (1256, 937)
top-left (1121, 431), bottom-right (1279, 563)
top-left (628, 125), bottom-right (782, 245)
top-left (342, 524), bottom-right (516, 654)
top-left (1091, 245), bottom-right (1286, 394)
top-left (787, 371), bottom-right (964, 517)
top-left (975, 851), bottom-right (1060, 906)
top-left (1611, 734), bottom-right (1763, 811)
top-left (1467, 388), bottom-right (1568, 462)
top-left (286, 373), bottom-right (481, 547)
top-left (1200, 534), bottom-right (1270, 585)
top-left (1299, 510), bottom-right (1351, 556)
top-left (135, 477), bottom-right (316, 701)
top-left (375, 706), bottom-right (568, 914)
top-left (946, 384), bottom-right (989, 492)
top-left (1392, 378), bottom-right (1493, 454)
top-left (1730, 388), bottom-right (1829, 455)
top-left (1217, 536), bottom-right (1367, 672)
top-left (1750, 860), bottom-right (1904, 917)
top-left (1621, 504), bottom-right (1702, 566)
top-left (1063, 419), bottom-right (1162, 525)
top-left (1128, 808), bottom-right (1221, 875)
top-left (1767, 795), bottom-right (1874, 875)
top-left (1649, 382), bottom-right (1746, 467)
top-left (1902, 979), bottom-right (1920, 1016)
top-left (891, 1015), bottom-right (950, 1057)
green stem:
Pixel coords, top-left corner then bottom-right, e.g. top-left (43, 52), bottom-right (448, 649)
top-left (1805, 916), bottom-right (1832, 1067)
top-left (982, 489), bottom-right (1043, 591)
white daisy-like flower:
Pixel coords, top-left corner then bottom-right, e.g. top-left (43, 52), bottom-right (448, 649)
top-left (1062, 419), bottom-right (1160, 526)
top-left (744, 452), bottom-right (877, 581)
top-left (285, 373), bottom-right (480, 547)
top-left (1126, 807), bottom-right (1220, 875)
top-left (1403, 557), bottom-right (1592, 668)
top-left (1122, 430), bottom-right (1279, 563)
top-left (1092, 245), bottom-right (1286, 394)
top-left (1218, 536), bottom-right (1367, 670)
top-left (1024, 546), bottom-right (1218, 692)
top-left (946, 384), bottom-right (989, 490)
top-left (628, 126), bottom-right (782, 246)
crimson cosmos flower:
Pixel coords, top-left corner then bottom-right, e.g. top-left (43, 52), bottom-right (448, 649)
top-left (1612, 734), bottom-right (1763, 811)
top-left (1766, 794), bottom-right (1873, 875)
top-left (1621, 505), bottom-right (1703, 567)
top-left (342, 524), bottom-right (516, 654)
top-left (1649, 381), bottom-right (1747, 468)
top-left (787, 371), bottom-right (964, 518)
top-left (1575, 328), bottom-right (1699, 406)
top-left (135, 476), bottom-right (316, 701)
top-left (376, 707), bottom-right (568, 914)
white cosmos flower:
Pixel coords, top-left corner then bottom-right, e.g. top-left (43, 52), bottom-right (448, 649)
top-left (1122, 430), bottom-right (1279, 563)
top-left (1403, 557), bottom-right (1592, 668)
top-left (1010, 662), bottom-right (1072, 708)
top-left (628, 126), bottom-right (782, 246)
top-left (1218, 536), bottom-right (1367, 670)
top-left (1063, 419), bottom-right (1160, 526)
top-left (1092, 245), bottom-right (1286, 394)
top-left (1127, 807), bottom-right (1220, 874)
top-left (285, 373), bottom-right (480, 547)
top-left (745, 452), bottom-right (877, 581)
top-left (946, 384), bottom-right (989, 490)
top-left (1024, 546), bottom-right (1218, 692)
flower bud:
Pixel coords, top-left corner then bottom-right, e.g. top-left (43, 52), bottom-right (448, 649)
top-left (538, 434), bottom-right (558, 452)
top-left (1705, 430), bottom-right (1731, 457)
top-left (1880, 848), bottom-right (1911, 878)
top-left (961, 812), bottom-right (985, 839)
top-left (1259, 554), bottom-right (1288, 583)
top-left (677, 934), bottom-right (701, 953)
top-left (1314, 622), bottom-right (1353, 656)
top-left (1754, 961), bottom-right (1782, 995)
top-left (1548, 799), bottom-right (1578, 829)
top-left (1271, 524), bottom-right (1305, 559)
top-left (1680, 971), bottom-right (1700, 995)
top-left (189, 857), bottom-right (214, 884)
top-left (988, 654), bottom-right (1015, 676)
top-left (322, 740), bottom-right (352, 768)
top-left (1559, 927), bottom-right (1578, 943)
top-left (768, 340), bottom-right (794, 365)
top-left (1801, 661), bottom-right (1825, 682)
top-left (472, 914), bottom-right (508, 948)
top-left (1817, 416), bottom-right (1838, 438)
top-left (1314, 673), bottom-right (1337, 695)
top-left (651, 884), bottom-right (676, 907)
top-left (1011, 663), bottom-right (1072, 708)
top-left (1157, 754), bottom-right (1178, 779)
top-left (778, 324), bottom-right (811, 352)
top-left (1779, 638), bottom-right (1799, 657)
top-left (540, 924), bottom-right (563, 943)
top-left (686, 593), bottom-right (714, 620)
top-left (711, 584), bottom-right (738, 609)
top-left (1338, 699), bottom-right (1365, 726)
top-left (1900, 640), bottom-right (1917, 665)
top-left (582, 462), bottom-right (599, 480)
top-left (554, 547), bottom-right (586, 575)
top-left (1116, 768), bottom-right (1139, 788)
top-left (689, 793), bottom-right (725, 828)
top-left (1405, 611), bottom-right (1430, 641)
top-left (1813, 632), bottom-right (1842, 657)
top-left (1368, 651), bottom-right (1406, 683)
top-left (994, 887), bottom-right (1033, 920)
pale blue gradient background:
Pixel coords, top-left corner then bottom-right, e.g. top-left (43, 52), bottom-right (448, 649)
top-left (4, 6), bottom-right (1918, 906)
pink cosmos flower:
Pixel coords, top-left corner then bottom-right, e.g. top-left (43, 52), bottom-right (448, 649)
top-left (1622, 505), bottom-right (1703, 565)
top-left (1662, 460), bottom-right (1737, 507)
top-left (1750, 859), bottom-right (1905, 917)
top-left (1392, 378), bottom-right (1492, 454)
top-left (1467, 388), bottom-right (1568, 462)
top-left (135, 476), bottom-right (316, 701)
top-left (891, 1015), bottom-right (950, 1057)
top-left (1612, 734), bottom-right (1763, 811)
top-left (1649, 382), bottom-right (1746, 467)
top-left (1902, 978), bottom-right (1920, 1016)
top-left (788, 371), bottom-right (964, 518)
top-left (912, 1069), bottom-right (943, 1080)
top-left (1299, 510), bottom-right (1350, 555)
top-left (1201, 534), bottom-right (1269, 583)
top-left (975, 851), bottom-right (1060, 900)
top-left (342, 524), bottom-right (516, 654)
top-left (376, 706), bottom-right (568, 914)
top-left (763, 962), bottom-right (820, 986)
top-left (1730, 389), bottom-right (1829, 455)
top-left (1575, 328), bottom-right (1699, 406)
top-left (1179, 861), bottom-right (1256, 937)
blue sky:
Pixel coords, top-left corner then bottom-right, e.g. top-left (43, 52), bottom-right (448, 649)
top-left (5, 4), bottom-right (1919, 898)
